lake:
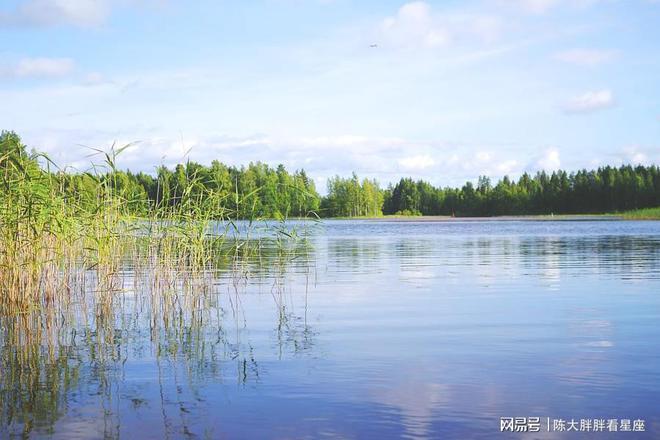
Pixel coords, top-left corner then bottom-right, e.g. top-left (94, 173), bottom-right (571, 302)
top-left (2, 220), bottom-right (660, 439)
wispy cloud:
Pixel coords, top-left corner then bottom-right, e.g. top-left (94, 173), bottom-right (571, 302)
top-left (0, 57), bottom-right (75, 78)
top-left (621, 145), bottom-right (653, 165)
top-left (554, 48), bottom-right (617, 66)
top-left (398, 154), bottom-right (435, 170)
top-left (528, 148), bottom-right (561, 171)
top-left (563, 89), bottom-right (614, 114)
top-left (503, 0), bottom-right (604, 14)
top-left (514, 0), bottom-right (563, 14)
top-left (0, 0), bottom-right (111, 28)
top-left (80, 72), bottom-right (115, 86)
top-left (378, 2), bottom-right (501, 50)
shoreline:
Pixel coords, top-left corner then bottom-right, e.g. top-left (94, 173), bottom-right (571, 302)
top-left (324, 214), bottom-right (630, 222)
top-left (356, 214), bottom-right (625, 223)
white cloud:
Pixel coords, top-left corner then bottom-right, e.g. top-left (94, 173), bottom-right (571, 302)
top-left (563, 89), bottom-right (614, 114)
top-left (515, 0), bottom-right (562, 14)
top-left (82, 71), bottom-right (110, 85)
top-left (378, 2), bottom-right (501, 50)
top-left (398, 154), bottom-right (435, 170)
top-left (381, 2), bottom-right (448, 49)
top-left (502, 0), bottom-right (604, 14)
top-left (554, 49), bottom-right (616, 66)
top-left (496, 159), bottom-right (518, 174)
top-left (631, 152), bottom-right (647, 164)
top-left (0, 57), bottom-right (75, 78)
top-left (530, 148), bottom-right (561, 171)
top-left (0, 0), bottom-right (144, 28)
top-left (589, 146), bottom-right (659, 169)
top-left (475, 151), bottom-right (491, 162)
top-left (621, 146), bottom-right (651, 165)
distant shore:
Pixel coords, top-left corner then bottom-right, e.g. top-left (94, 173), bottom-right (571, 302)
top-left (322, 211), bottom-right (660, 222)
top-left (352, 214), bottom-right (624, 222)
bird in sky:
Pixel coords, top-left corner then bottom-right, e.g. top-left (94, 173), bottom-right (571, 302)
top-left (370, 44), bottom-right (378, 48)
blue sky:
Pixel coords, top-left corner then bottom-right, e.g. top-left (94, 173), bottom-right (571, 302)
top-left (1, 0), bottom-right (659, 192)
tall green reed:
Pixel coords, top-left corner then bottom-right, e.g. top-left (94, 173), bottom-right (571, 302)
top-left (0, 135), bottom-right (317, 316)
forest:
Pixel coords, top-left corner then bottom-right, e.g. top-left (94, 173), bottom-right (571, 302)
top-left (3, 131), bottom-right (660, 219)
top-left (382, 168), bottom-right (660, 216)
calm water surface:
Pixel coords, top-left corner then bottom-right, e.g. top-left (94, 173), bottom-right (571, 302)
top-left (2, 220), bottom-right (660, 439)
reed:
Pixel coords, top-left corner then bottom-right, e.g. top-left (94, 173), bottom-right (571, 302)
top-left (621, 207), bottom-right (660, 220)
top-left (0, 132), bottom-right (317, 316)
top-left (0, 132), bottom-right (320, 437)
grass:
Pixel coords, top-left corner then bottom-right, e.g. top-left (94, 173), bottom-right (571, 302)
top-left (0, 142), bottom-right (314, 316)
top-left (621, 207), bottom-right (660, 220)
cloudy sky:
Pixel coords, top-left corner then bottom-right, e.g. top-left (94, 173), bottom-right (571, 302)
top-left (1, 0), bottom-right (659, 192)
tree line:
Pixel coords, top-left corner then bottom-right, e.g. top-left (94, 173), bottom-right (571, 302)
top-left (3, 131), bottom-right (660, 218)
top-left (382, 167), bottom-right (660, 216)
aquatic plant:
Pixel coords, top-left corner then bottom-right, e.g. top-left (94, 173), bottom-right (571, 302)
top-left (0, 131), bottom-right (318, 315)
top-left (0, 130), bottom-right (319, 436)
top-left (622, 207), bottom-right (660, 220)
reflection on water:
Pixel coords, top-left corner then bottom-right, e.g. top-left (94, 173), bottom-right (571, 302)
top-left (2, 220), bottom-right (660, 439)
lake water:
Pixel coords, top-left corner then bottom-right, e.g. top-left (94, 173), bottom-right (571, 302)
top-left (2, 220), bottom-right (660, 439)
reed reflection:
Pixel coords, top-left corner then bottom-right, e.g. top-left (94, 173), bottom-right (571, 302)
top-left (0, 235), bottom-right (316, 438)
